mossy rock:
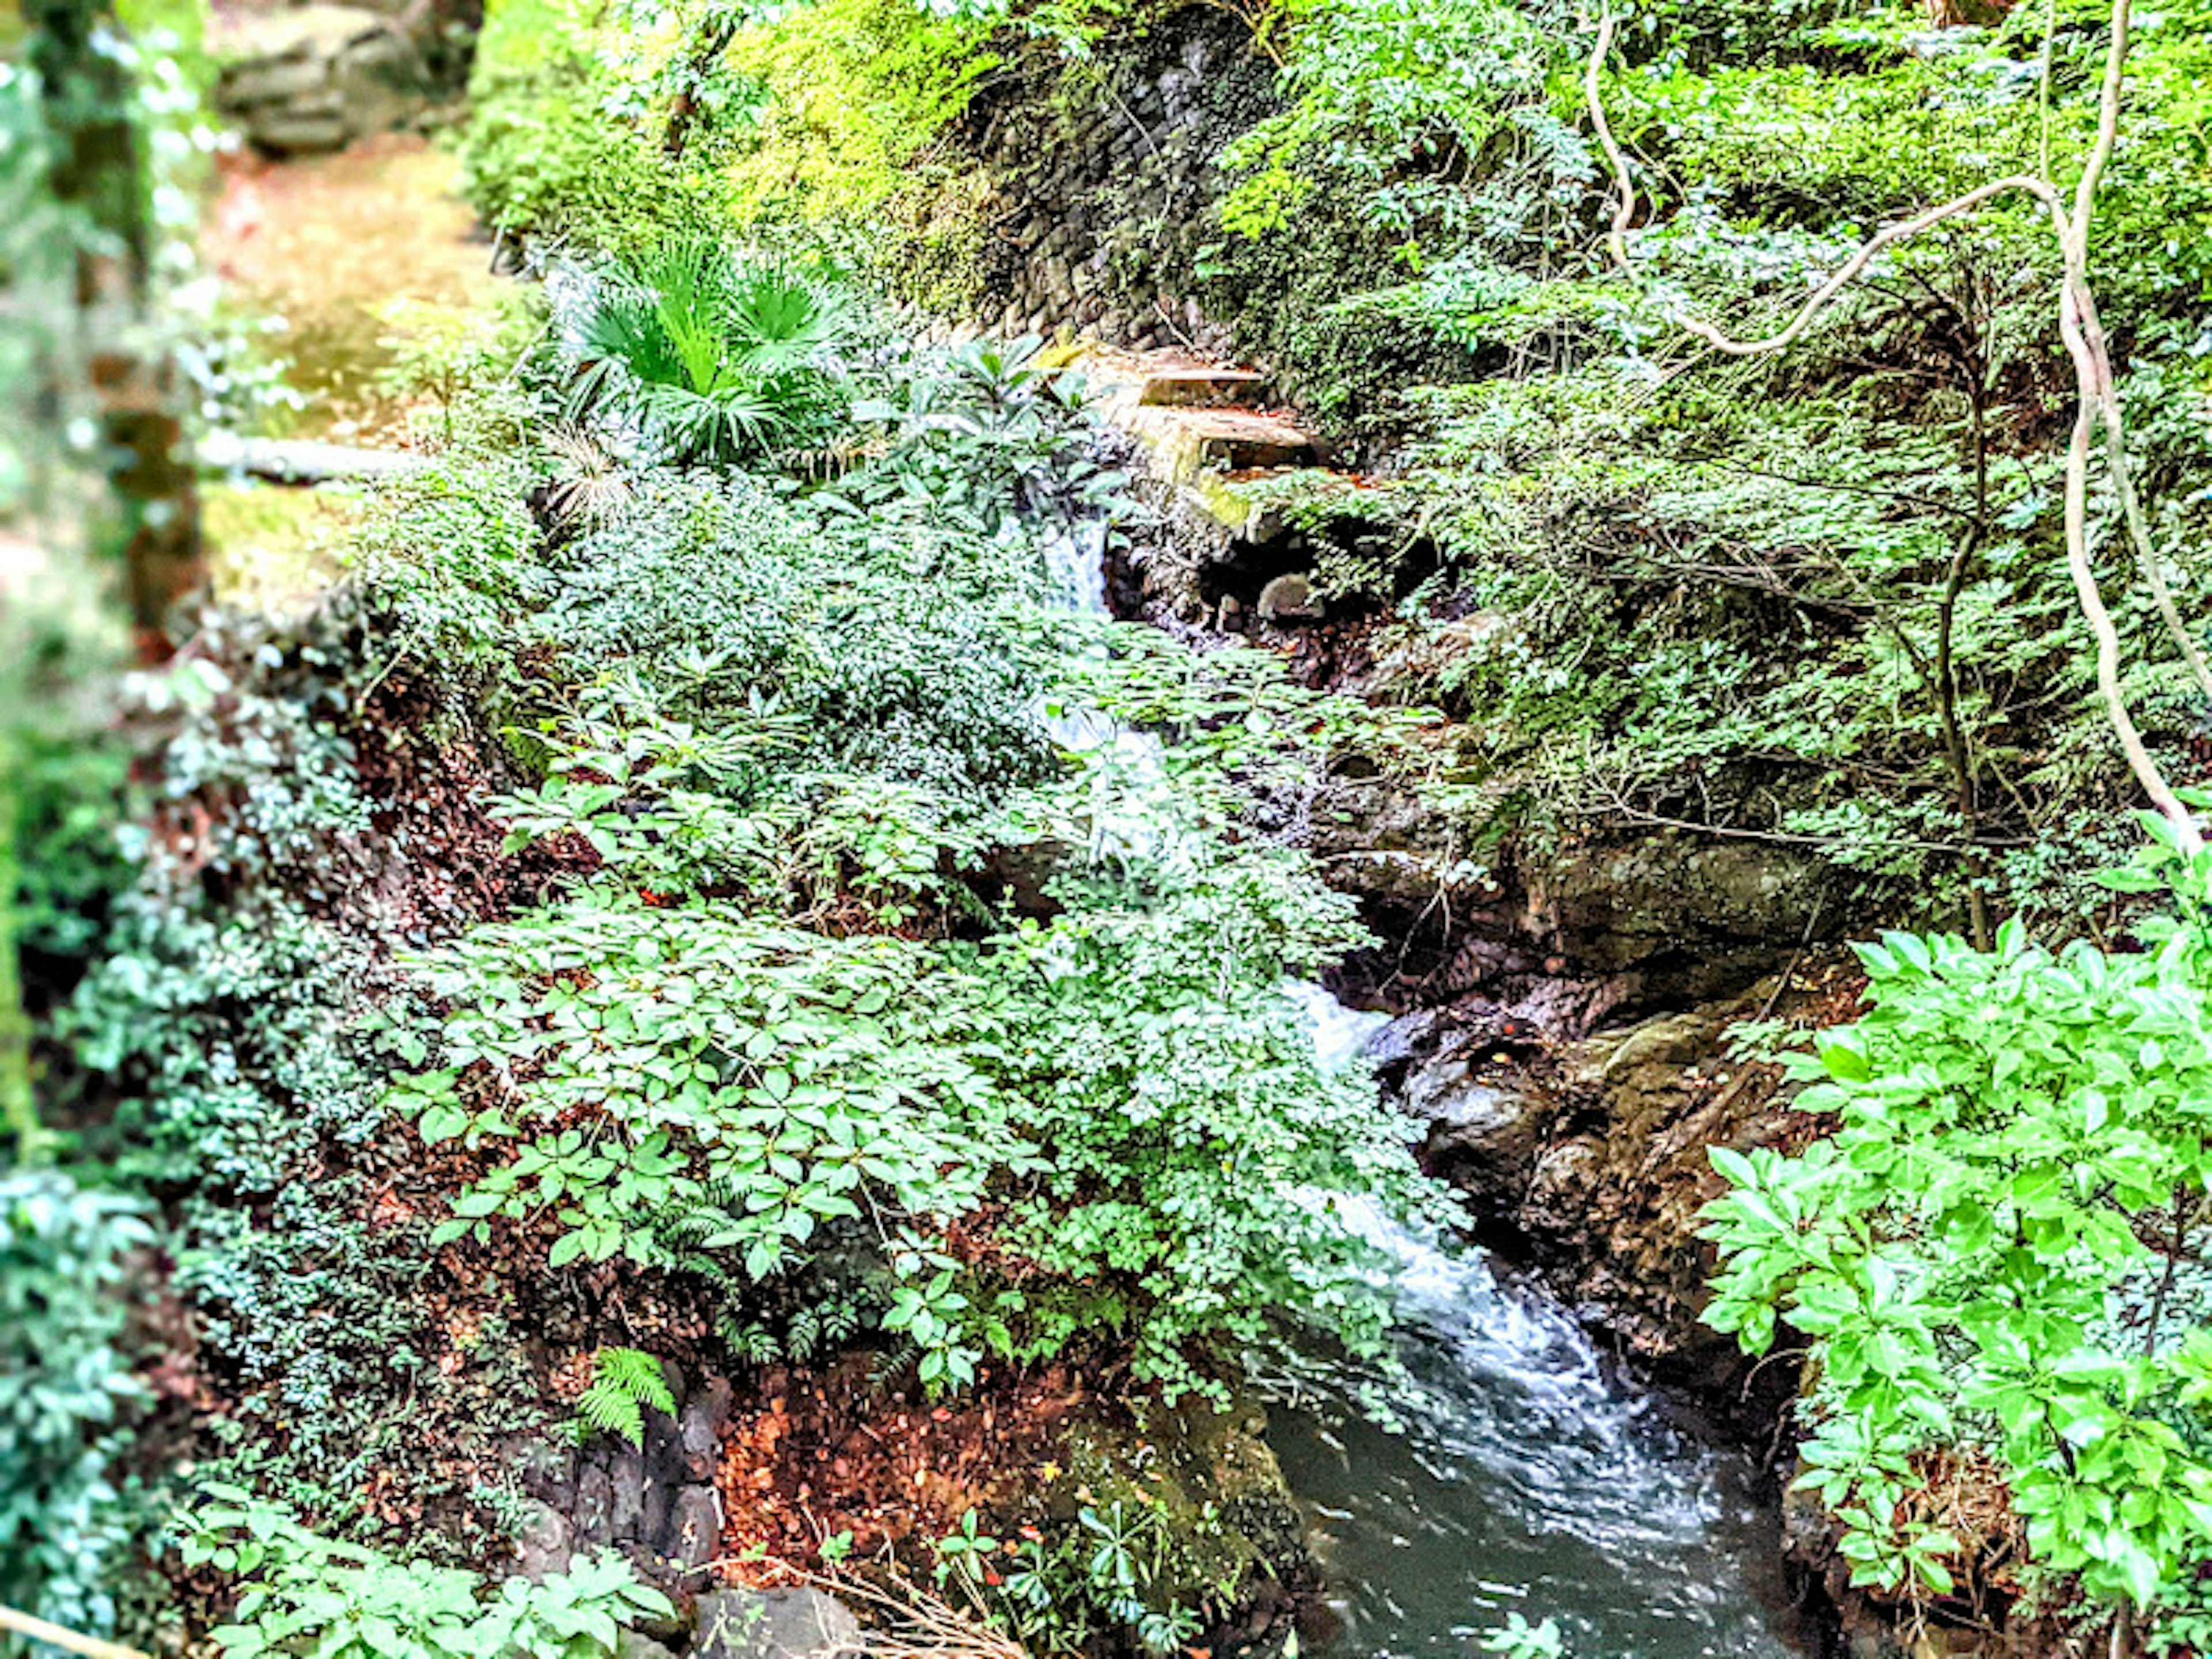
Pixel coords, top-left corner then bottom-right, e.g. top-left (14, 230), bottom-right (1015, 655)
top-left (1043, 1393), bottom-right (1310, 1618)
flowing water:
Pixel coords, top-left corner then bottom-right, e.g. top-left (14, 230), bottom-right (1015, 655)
top-left (1055, 539), bottom-right (1794, 1659)
top-left (1274, 991), bottom-right (1791, 1659)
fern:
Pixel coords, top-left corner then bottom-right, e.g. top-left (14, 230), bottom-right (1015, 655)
top-left (573, 1348), bottom-right (676, 1449)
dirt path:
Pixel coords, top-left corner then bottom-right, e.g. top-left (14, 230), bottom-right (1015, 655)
top-left (204, 132), bottom-right (508, 444)
top-left (198, 133), bottom-right (510, 611)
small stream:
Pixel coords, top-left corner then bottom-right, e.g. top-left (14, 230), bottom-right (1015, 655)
top-left (1051, 532), bottom-right (1793, 1659)
top-left (1273, 994), bottom-right (1792, 1659)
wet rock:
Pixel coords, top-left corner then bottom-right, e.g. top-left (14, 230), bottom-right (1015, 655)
top-left (692, 1588), bottom-right (863, 1659)
top-left (609, 1441), bottom-right (646, 1539)
top-left (682, 1377), bottom-right (733, 1466)
top-left (1398, 1039), bottom-right (1552, 1207)
top-left (618, 1633), bottom-right (680, 1659)
top-left (1521, 1134), bottom-right (1605, 1234)
top-left (1043, 1392), bottom-right (1315, 1626)
top-left (1257, 573), bottom-right (1325, 623)
top-left (1365, 1008), bottom-right (1442, 1075)
top-left (639, 1402), bottom-right (687, 1547)
top-left (1522, 834), bottom-right (1825, 988)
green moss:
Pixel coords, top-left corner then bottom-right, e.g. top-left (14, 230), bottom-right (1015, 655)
top-left (723, 0), bottom-right (998, 231)
top-left (1047, 1395), bottom-right (1305, 1617)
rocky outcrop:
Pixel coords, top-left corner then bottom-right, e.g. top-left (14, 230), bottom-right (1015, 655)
top-left (212, 5), bottom-right (434, 154)
top-left (512, 1363), bottom-right (733, 1597)
top-left (1376, 979), bottom-right (1851, 1426)
top-left (963, 10), bottom-right (1274, 350)
top-left (507, 1361), bottom-right (873, 1659)
top-left (599, 1588), bottom-right (861, 1659)
top-left (1051, 1393), bottom-right (1315, 1637)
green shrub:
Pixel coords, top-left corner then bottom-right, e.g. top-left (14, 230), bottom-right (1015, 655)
top-left (459, 0), bottom-right (733, 252)
top-left (555, 241), bottom-right (862, 465)
top-left (366, 328), bottom-right (1460, 1402)
top-left (0, 1173), bottom-right (152, 1646)
top-left (178, 1489), bottom-right (673, 1659)
top-left (1704, 834), bottom-right (2212, 1623)
top-left (719, 0), bottom-right (998, 238)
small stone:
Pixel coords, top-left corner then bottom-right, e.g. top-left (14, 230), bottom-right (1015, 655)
top-left (511, 1500), bottom-right (573, 1581)
top-left (666, 1485), bottom-right (723, 1572)
top-left (619, 1633), bottom-right (680, 1659)
top-left (1256, 573), bottom-right (1325, 624)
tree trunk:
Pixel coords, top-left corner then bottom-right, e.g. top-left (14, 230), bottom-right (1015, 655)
top-left (29, 0), bottom-right (203, 654)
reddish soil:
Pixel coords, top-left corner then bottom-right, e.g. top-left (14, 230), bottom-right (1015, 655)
top-left (714, 1357), bottom-right (1101, 1576)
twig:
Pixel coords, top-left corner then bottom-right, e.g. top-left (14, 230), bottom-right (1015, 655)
top-left (0, 1607), bottom-right (153, 1659)
top-left (1756, 890), bottom-right (1827, 1024)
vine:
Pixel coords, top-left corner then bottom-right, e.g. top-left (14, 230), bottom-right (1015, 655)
top-left (1585, 0), bottom-right (2209, 853)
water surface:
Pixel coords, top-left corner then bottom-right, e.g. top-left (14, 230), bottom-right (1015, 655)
top-left (1273, 993), bottom-right (1794, 1659)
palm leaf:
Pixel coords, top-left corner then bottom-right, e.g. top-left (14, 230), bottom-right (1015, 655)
top-left (556, 240), bottom-right (859, 463)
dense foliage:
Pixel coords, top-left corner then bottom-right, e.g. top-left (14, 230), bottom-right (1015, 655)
top-left (541, 0), bottom-right (2212, 931)
top-left (0, 1176), bottom-right (151, 1639)
top-left (1706, 831), bottom-right (2212, 1639)
top-left (179, 1489), bottom-right (673, 1659)
top-left (15, 0), bottom-right (2212, 1653)
top-left (369, 343), bottom-right (1453, 1400)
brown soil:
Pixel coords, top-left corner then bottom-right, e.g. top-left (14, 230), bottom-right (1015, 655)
top-left (714, 1357), bottom-right (1103, 1575)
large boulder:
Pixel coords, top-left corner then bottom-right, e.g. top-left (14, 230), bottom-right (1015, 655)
top-left (213, 5), bottom-right (430, 154)
top-left (1393, 1019), bottom-right (1555, 1210)
top-left (1518, 834), bottom-right (1827, 995)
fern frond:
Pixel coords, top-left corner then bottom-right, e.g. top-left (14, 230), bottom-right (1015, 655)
top-left (573, 1347), bottom-right (675, 1448)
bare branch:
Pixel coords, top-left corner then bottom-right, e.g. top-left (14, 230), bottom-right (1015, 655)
top-left (0, 1607), bottom-right (153, 1659)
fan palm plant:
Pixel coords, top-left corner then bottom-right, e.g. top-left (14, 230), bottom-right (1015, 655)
top-left (556, 239), bottom-right (859, 466)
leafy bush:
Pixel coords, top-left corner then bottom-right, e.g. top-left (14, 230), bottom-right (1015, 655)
top-left (459, 0), bottom-right (734, 252)
top-left (178, 1490), bottom-right (673, 1659)
top-left (719, 0), bottom-right (998, 235)
top-left (555, 241), bottom-right (861, 465)
top-left (1219, 0), bottom-right (1589, 257)
top-left (0, 1173), bottom-right (152, 1645)
top-left (1705, 836), bottom-right (2212, 1621)
top-left (365, 321), bottom-right (1459, 1402)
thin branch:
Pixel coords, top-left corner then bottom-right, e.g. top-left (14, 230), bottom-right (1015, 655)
top-left (0, 1607), bottom-right (153, 1659)
top-left (1585, 0), bottom-right (2205, 853)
